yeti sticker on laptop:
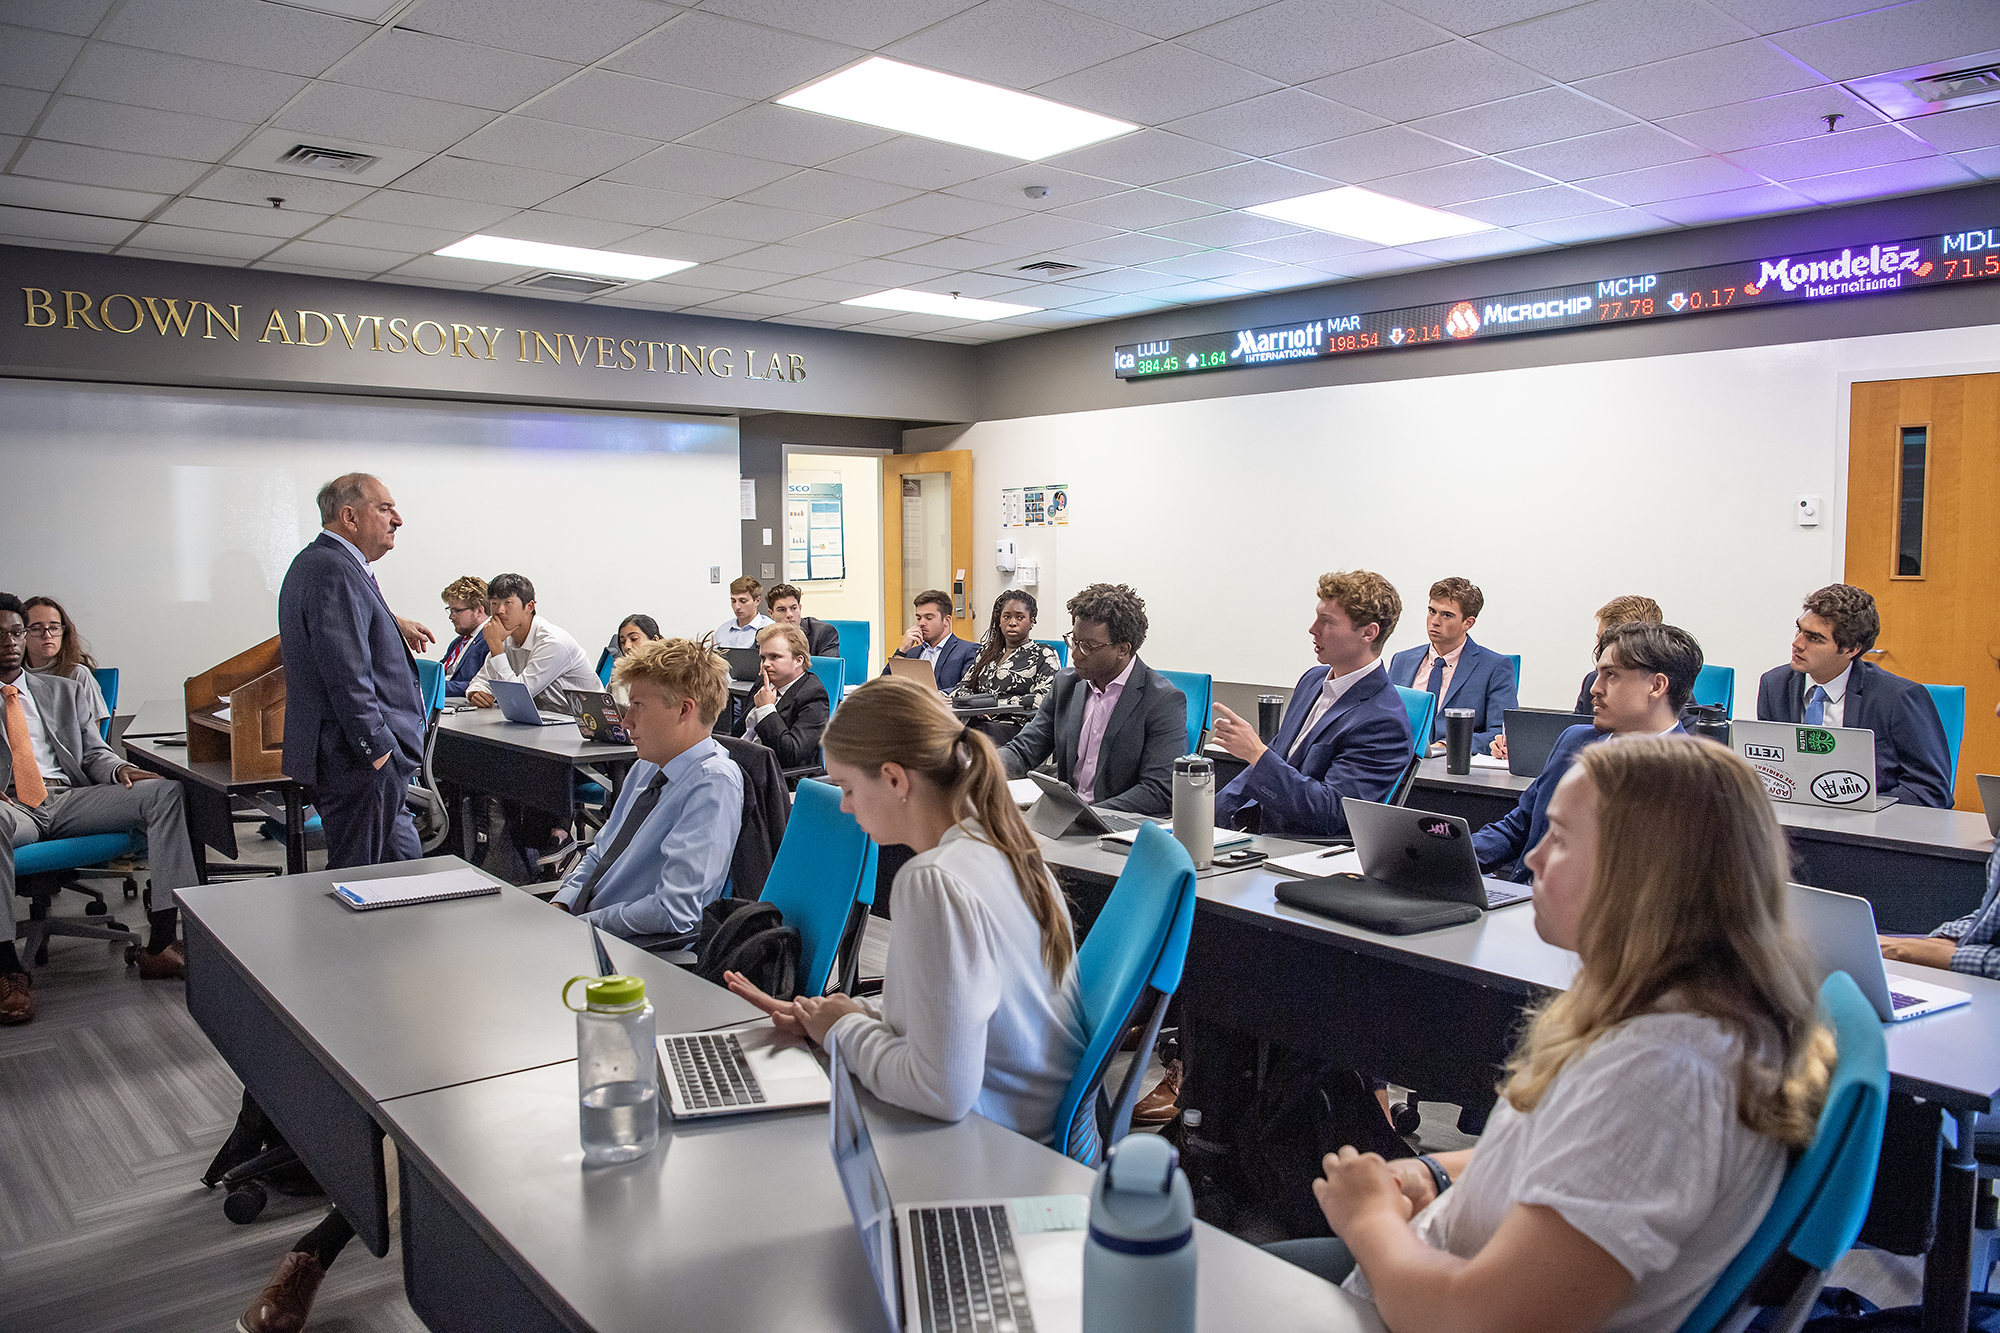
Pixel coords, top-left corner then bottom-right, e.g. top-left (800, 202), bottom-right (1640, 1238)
top-left (1809, 770), bottom-right (1872, 805)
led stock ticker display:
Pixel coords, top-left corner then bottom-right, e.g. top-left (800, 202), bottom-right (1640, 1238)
top-left (1112, 223), bottom-right (2000, 380)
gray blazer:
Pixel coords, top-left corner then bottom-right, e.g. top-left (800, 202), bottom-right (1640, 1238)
top-left (14, 671), bottom-right (125, 789)
top-left (1000, 657), bottom-right (1187, 815)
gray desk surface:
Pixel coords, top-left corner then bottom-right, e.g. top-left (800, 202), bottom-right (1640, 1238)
top-left (383, 1059), bottom-right (1386, 1333)
top-left (122, 697), bottom-right (188, 738)
top-left (437, 706), bottom-right (638, 764)
top-left (121, 733), bottom-right (289, 794)
top-left (176, 855), bottom-right (759, 1105)
top-left (1037, 825), bottom-right (1324, 882)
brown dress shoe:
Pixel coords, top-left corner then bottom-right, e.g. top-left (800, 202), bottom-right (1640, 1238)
top-left (0, 972), bottom-right (33, 1025)
top-left (237, 1249), bottom-right (326, 1333)
top-left (136, 940), bottom-right (186, 980)
top-left (1132, 1059), bottom-right (1182, 1125)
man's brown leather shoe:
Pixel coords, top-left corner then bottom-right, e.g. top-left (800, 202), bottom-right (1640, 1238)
top-left (0, 972), bottom-right (33, 1025)
top-left (236, 1249), bottom-right (326, 1333)
top-left (136, 940), bottom-right (186, 980)
top-left (1132, 1059), bottom-right (1182, 1125)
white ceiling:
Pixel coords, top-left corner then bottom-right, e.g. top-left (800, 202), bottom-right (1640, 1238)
top-left (2, 0), bottom-right (1997, 345)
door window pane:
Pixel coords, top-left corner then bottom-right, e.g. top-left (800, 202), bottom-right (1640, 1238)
top-left (1896, 426), bottom-right (1927, 577)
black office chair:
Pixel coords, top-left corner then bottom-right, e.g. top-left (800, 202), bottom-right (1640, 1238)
top-left (202, 1091), bottom-right (324, 1224)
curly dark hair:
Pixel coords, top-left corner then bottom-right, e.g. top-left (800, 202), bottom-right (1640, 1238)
top-left (1800, 584), bottom-right (1879, 654)
top-left (970, 590), bottom-right (1039, 688)
top-left (1067, 583), bottom-right (1147, 652)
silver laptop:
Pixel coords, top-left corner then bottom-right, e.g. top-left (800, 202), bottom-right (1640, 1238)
top-left (656, 1023), bottom-right (830, 1120)
top-left (829, 1039), bottom-right (1087, 1333)
top-left (1731, 719), bottom-right (1896, 812)
top-left (1343, 798), bottom-right (1532, 910)
top-left (490, 678), bottom-right (572, 726)
top-left (1502, 709), bottom-right (1593, 779)
top-left (1785, 883), bottom-right (1971, 1022)
top-left (885, 655), bottom-right (941, 692)
top-left (1976, 774), bottom-right (2000, 836)
top-left (1023, 769), bottom-right (1152, 838)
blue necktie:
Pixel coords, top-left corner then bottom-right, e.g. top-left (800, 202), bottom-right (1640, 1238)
top-left (1425, 655), bottom-right (1447, 738)
top-left (1804, 684), bottom-right (1827, 726)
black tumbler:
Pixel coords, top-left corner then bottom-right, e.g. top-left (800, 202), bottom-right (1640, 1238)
top-left (1444, 708), bottom-right (1475, 775)
top-left (1257, 694), bottom-right (1284, 742)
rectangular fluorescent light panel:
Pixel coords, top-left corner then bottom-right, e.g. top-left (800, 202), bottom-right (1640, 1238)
top-left (842, 289), bottom-right (1041, 321)
top-left (433, 235), bottom-right (694, 281)
top-left (780, 57), bottom-right (1137, 161)
top-left (1247, 186), bottom-right (1496, 246)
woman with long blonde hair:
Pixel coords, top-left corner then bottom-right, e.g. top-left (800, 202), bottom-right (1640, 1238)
top-left (1278, 736), bottom-right (1835, 1333)
top-left (727, 676), bottom-right (1086, 1144)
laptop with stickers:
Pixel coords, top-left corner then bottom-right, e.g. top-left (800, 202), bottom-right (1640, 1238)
top-left (1730, 719), bottom-right (1895, 812)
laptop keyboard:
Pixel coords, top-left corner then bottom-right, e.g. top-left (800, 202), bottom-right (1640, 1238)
top-left (1094, 810), bottom-right (1148, 834)
top-left (1484, 886), bottom-right (1528, 908)
top-left (663, 1033), bottom-right (765, 1110)
top-left (910, 1204), bottom-right (1035, 1333)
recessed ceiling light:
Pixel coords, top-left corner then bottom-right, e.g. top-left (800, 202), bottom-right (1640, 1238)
top-left (779, 57), bottom-right (1137, 161)
top-left (842, 289), bottom-right (1042, 321)
top-left (1247, 186), bottom-right (1496, 246)
top-left (433, 235), bottom-right (694, 281)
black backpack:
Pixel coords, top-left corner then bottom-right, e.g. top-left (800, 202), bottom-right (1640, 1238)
top-left (692, 898), bottom-right (800, 1000)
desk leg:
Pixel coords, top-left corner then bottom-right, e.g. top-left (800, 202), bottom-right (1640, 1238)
top-left (284, 788), bottom-right (307, 876)
top-left (1924, 1108), bottom-right (1978, 1333)
top-left (460, 793), bottom-right (477, 864)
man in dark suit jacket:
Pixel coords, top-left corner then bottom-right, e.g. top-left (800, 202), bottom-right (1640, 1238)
top-left (1387, 576), bottom-right (1516, 753)
top-left (1211, 571), bottom-right (1413, 840)
top-left (1001, 583), bottom-right (1185, 815)
top-left (1756, 584), bottom-right (1954, 809)
top-left (766, 583), bottom-right (841, 659)
top-left (747, 624), bottom-right (831, 769)
top-left (883, 588), bottom-right (978, 692)
top-left (435, 574), bottom-right (492, 699)
top-left (278, 473), bottom-right (433, 869)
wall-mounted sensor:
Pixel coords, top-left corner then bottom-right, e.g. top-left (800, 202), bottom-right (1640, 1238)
top-left (1796, 494), bottom-right (1822, 528)
top-left (1023, 185), bottom-right (1050, 200)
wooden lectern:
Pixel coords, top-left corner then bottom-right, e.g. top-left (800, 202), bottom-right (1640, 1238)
top-left (186, 638), bottom-right (286, 782)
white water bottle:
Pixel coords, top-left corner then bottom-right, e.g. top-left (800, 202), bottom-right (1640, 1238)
top-left (562, 974), bottom-right (658, 1166)
top-left (1084, 1134), bottom-right (1196, 1333)
top-left (1172, 755), bottom-right (1214, 870)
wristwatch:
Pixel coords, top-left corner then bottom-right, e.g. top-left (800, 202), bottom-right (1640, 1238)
top-left (1415, 1153), bottom-right (1452, 1198)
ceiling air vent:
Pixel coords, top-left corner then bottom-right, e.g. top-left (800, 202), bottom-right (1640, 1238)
top-left (1849, 49), bottom-right (2000, 119)
top-left (1017, 260), bottom-right (1083, 275)
top-left (514, 271), bottom-right (626, 296)
top-left (278, 143), bottom-right (380, 175)
top-left (1909, 63), bottom-right (2000, 104)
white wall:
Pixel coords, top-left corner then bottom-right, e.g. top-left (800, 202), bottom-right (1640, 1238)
top-left (964, 323), bottom-right (2000, 712)
top-left (0, 379), bottom-right (738, 707)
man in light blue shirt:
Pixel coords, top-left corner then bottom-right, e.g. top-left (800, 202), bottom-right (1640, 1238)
top-left (554, 638), bottom-right (742, 952)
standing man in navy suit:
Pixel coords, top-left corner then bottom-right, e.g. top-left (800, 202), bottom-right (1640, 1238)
top-left (1210, 570), bottom-right (1413, 840)
top-left (1388, 577), bottom-right (1517, 754)
top-left (1755, 583), bottom-right (1954, 809)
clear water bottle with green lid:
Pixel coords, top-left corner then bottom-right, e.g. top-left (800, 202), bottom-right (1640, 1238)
top-left (561, 973), bottom-right (658, 1165)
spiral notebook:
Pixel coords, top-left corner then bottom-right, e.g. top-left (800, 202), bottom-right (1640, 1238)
top-left (332, 868), bottom-right (501, 911)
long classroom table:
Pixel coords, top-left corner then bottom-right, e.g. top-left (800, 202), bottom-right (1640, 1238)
top-left (430, 707), bottom-right (637, 859)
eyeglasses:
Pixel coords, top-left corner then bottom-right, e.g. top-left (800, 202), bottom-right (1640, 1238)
top-left (0, 629), bottom-right (27, 643)
top-left (1063, 632), bottom-right (1115, 657)
top-left (25, 624), bottom-right (63, 637)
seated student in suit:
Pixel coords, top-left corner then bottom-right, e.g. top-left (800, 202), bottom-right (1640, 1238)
top-left (727, 677), bottom-right (1087, 1145)
top-left (999, 583), bottom-right (1186, 816)
top-left (1755, 583), bottom-right (1953, 808)
top-left (21, 597), bottom-right (110, 730)
top-left (746, 623), bottom-right (831, 769)
top-left (1277, 737), bottom-right (1834, 1333)
top-left (954, 591), bottom-right (1061, 720)
top-left (765, 583), bottom-right (840, 657)
top-left (1, 594), bottom-right (196, 1023)
top-left (1210, 571), bottom-right (1413, 840)
top-left (1474, 622), bottom-right (1699, 881)
top-left (434, 575), bottom-right (492, 699)
top-left (883, 588), bottom-right (978, 692)
top-left (1490, 594), bottom-right (1662, 760)
top-left (716, 576), bottom-right (774, 649)
top-left (465, 572), bottom-right (600, 710)
top-left (616, 614), bottom-right (661, 657)
top-left (1388, 577), bottom-right (1516, 754)
top-left (552, 638), bottom-right (742, 952)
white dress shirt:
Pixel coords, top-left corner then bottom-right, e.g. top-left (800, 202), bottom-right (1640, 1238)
top-left (1805, 664), bottom-right (1851, 729)
top-left (469, 614), bottom-right (599, 709)
top-left (715, 614), bottom-right (773, 648)
top-left (5, 676), bottom-right (64, 782)
top-left (1288, 660), bottom-right (1385, 760)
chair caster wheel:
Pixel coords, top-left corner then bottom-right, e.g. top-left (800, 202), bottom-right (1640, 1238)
top-left (124, 941), bottom-right (139, 966)
top-left (123, 877), bottom-right (138, 899)
top-left (85, 900), bottom-right (108, 916)
top-left (1391, 1100), bottom-right (1422, 1137)
top-left (224, 1182), bottom-right (269, 1224)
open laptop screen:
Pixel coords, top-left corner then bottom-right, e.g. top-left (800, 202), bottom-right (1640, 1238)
top-left (829, 1042), bottom-right (900, 1332)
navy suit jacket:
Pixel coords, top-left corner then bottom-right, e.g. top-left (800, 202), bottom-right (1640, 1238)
top-left (278, 532), bottom-right (426, 787)
top-left (884, 632), bottom-right (978, 693)
top-left (437, 630), bottom-right (491, 699)
top-left (1388, 637), bottom-right (1517, 751)
top-left (1472, 721), bottom-right (1687, 881)
top-left (1215, 663), bottom-right (1413, 840)
top-left (1755, 660), bottom-right (1954, 808)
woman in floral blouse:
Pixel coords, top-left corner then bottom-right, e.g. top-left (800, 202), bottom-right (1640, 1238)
top-left (954, 591), bottom-right (1060, 741)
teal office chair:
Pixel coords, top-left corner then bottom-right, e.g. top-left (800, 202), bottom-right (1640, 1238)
top-left (809, 655), bottom-right (846, 712)
top-left (1051, 823), bottom-right (1199, 1166)
top-left (825, 620), bottom-right (869, 697)
top-left (1924, 684), bottom-right (1965, 790)
top-left (1394, 686), bottom-right (1438, 753)
top-left (1038, 637), bottom-right (1069, 669)
top-left (595, 647), bottom-right (614, 687)
top-left (1693, 664), bottom-right (1735, 715)
top-left (1157, 669), bottom-right (1212, 754)
top-left (15, 831), bottom-right (145, 966)
top-left (755, 779), bottom-right (878, 997)
top-left (1673, 971), bottom-right (1887, 1333)
top-left (92, 666), bottom-right (119, 739)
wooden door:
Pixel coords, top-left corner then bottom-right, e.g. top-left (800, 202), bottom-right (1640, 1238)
top-left (883, 450), bottom-right (976, 654)
top-left (1845, 374), bottom-right (2000, 810)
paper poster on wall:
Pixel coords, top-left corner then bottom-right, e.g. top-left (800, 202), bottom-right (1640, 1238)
top-left (785, 478), bottom-right (844, 582)
top-left (1008, 483), bottom-right (1070, 527)
top-left (1046, 484), bottom-right (1068, 525)
top-left (739, 478), bottom-right (756, 520)
top-left (1001, 487), bottom-right (1024, 528)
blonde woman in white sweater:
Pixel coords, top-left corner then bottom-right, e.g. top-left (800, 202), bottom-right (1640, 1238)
top-left (726, 675), bottom-right (1086, 1144)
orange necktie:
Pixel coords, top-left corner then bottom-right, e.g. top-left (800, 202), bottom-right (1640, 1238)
top-left (3, 683), bottom-right (47, 808)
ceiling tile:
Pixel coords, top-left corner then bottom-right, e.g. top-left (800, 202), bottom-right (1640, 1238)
top-left (779, 301), bottom-right (886, 324)
top-left (858, 190), bottom-right (1025, 234)
top-left (1138, 276), bottom-right (1259, 302)
top-left (1138, 248), bottom-right (1277, 279)
top-left (39, 96), bottom-right (252, 162)
top-left (454, 116), bottom-right (657, 176)
top-left (0, 25), bottom-right (81, 92)
top-left (857, 310), bottom-right (976, 332)
top-left (0, 86), bottom-right (48, 137)
top-left (0, 204), bottom-right (136, 244)
top-left (1275, 125), bottom-right (1471, 181)
top-left (1058, 265), bottom-right (1187, 293)
top-left (1400, 228), bottom-right (1547, 261)
top-left (1657, 86), bottom-right (1879, 154)
top-left (1638, 183), bottom-right (1812, 223)
top-left (153, 196), bottom-right (329, 237)
top-left (1212, 263), bottom-right (1340, 293)
top-left (1770, 0), bottom-right (2000, 82)
top-left (788, 217), bottom-right (941, 256)
top-left (1307, 41), bottom-right (1548, 121)
top-left (1781, 152), bottom-right (1976, 204)
top-left (678, 105), bottom-right (898, 168)
top-left (65, 45), bottom-right (307, 122)
top-left (1513, 208), bottom-right (1668, 241)
top-left (306, 214), bottom-right (467, 251)
top-left (102, 0), bottom-right (371, 78)
top-left (192, 166), bottom-right (374, 213)
top-left (1500, 124), bottom-right (1703, 180)
top-left (262, 238), bottom-right (411, 272)
top-left (1159, 159), bottom-right (1334, 208)
top-left (1146, 211), bottom-right (1303, 246)
top-left (1371, 156), bottom-right (1550, 205)
top-left (608, 142), bottom-right (796, 196)
top-left (699, 0), bottom-right (982, 48)
top-left (739, 274), bottom-right (874, 303)
top-left (615, 226), bottom-right (762, 262)
top-left (639, 260), bottom-right (781, 290)
top-left (274, 83), bottom-right (497, 153)
top-left (1450, 183), bottom-right (1620, 224)
top-left (377, 274), bottom-right (487, 292)
top-left (1390, 0), bottom-right (1587, 34)
top-left (598, 279), bottom-right (733, 307)
top-left (1033, 41), bottom-right (1281, 125)
top-left (390, 156), bottom-right (586, 207)
top-left (9, 0), bottom-right (119, 37)
top-left (12, 139), bottom-right (211, 193)
top-left (484, 210), bottom-right (648, 247)
top-left (885, 0), bottom-right (1153, 87)
top-left (689, 294), bottom-right (819, 316)
top-left (339, 189), bottom-right (518, 229)
top-left (330, 30), bottom-right (579, 112)
top-left (1179, 0), bottom-right (1444, 84)
top-left (1729, 122), bottom-right (1935, 177)
top-left (1907, 103), bottom-right (2000, 155)
top-left (814, 256), bottom-right (956, 287)
top-left (517, 70), bottom-right (747, 142)
top-left (671, 198), bottom-right (839, 241)
top-left (1050, 188), bottom-right (1222, 230)
top-left (888, 235), bottom-right (1027, 269)
top-left (114, 244), bottom-right (235, 263)
top-left (1163, 88), bottom-right (1385, 158)
top-left (942, 163), bottom-right (1128, 209)
top-left (1060, 292), bottom-right (1179, 317)
top-left (1702, 0), bottom-right (1881, 35)
top-left (1577, 155), bottom-right (1764, 204)
top-left (1475, 0), bottom-right (1754, 82)
top-left (725, 243), bottom-right (852, 275)
top-left (1028, 0), bottom-right (1269, 40)
top-left (816, 137), bottom-right (1020, 191)
top-left (1573, 40), bottom-right (1821, 121)
top-left (607, 10), bottom-right (857, 100)
top-left (1411, 87), bottom-right (1632, 155)
top-left (737, 169), bottom-right (922, 216)
top-left (1232, 230), bottom-right (1381, 264)
top-left (0, 176), bottom-right (165, 219)
top-left (398, 0), bottom-right (676, 65)
top-left (126, 221), bottom-right (276, 257)
top-left (923, 269), bottom-right (1045, 297)
top-left (1949, 145), bottom-right (2000, 178)
top-left (1043, 130), bottom-right (1243, 188)
top-left (538, 179), bottom-right (714, 226)
top-left (961, 211), bottom-right (1122, 251)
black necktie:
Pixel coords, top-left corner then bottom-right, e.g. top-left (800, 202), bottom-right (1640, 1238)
top-left (572, 772), bottom-right (667, 914)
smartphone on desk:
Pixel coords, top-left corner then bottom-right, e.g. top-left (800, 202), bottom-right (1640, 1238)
top-left (1212, 847), bottom-right (1267, 869)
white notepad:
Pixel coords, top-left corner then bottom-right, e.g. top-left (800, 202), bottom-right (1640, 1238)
top-left (331, 868), bottom-right (500, 911)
